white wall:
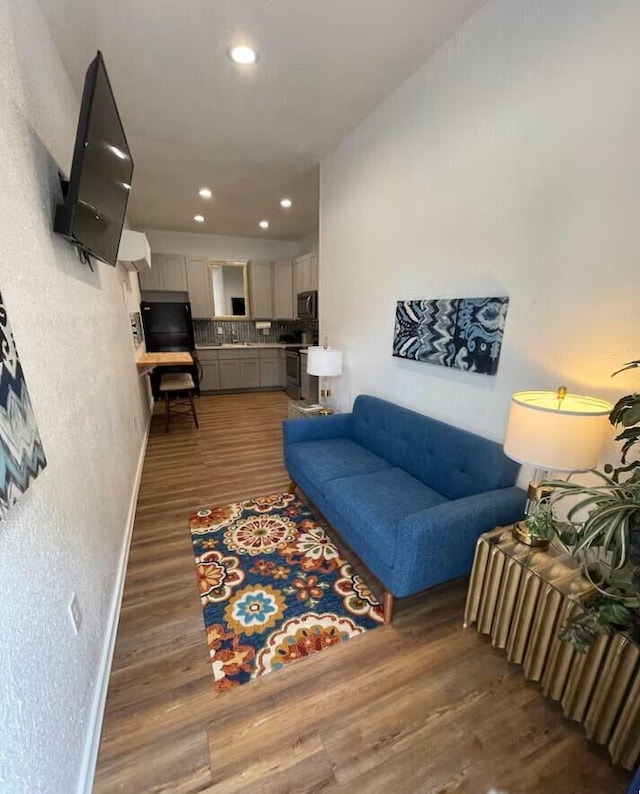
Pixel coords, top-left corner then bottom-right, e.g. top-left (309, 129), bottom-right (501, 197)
top-left (0, 1), bottom-right (150, 791)
top-left (320, 0), bottom-right (640, 465)
top-left (145, 229), bottom-right (299, 262)
top-left (297, 231), bottom-right (319, 256)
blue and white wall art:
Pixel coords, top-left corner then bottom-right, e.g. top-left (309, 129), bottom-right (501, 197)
top-left (393, 297), bottom-right (509, 376)
top-left (0, 291), bottom-right (46, 517)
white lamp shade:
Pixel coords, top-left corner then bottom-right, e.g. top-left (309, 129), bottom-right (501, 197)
top-left (504, 391), bottom-right (612, 472)
top-left (306, 346), bottom-right (343, 377)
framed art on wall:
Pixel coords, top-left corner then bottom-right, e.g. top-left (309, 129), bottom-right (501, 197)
top-left (0, 291), bottom-right (46, 517)
top-left (392, 297), bottom-right (509, 376)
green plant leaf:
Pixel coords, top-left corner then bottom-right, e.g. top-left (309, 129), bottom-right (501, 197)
top-left (612, 359), bottom-right (640, 376)
top-left (598, 602), bottom-right (633, 627)
top-left (621, 402), bottom-right (640, 427)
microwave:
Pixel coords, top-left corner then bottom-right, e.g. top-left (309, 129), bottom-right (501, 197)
top-left (297, 290), bottom-right (317, 320)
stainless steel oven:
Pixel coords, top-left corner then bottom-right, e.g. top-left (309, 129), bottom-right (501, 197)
top-left (285, 348), bottom-right (301, 400)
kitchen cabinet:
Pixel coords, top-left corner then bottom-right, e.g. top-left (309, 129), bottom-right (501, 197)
top-left (248, 261), bottom-right (273, 319)
top-left (162, 255), bottom-right (189, 291)
top-left (272, 260), bottom-right (294, 319)
top-left (219, 349), bottom-right (261, 390)
top-left (240, 359), bottom-right (261, 389)
top-left (219, 359), bottom-right (242, 390)
top-left (200, 361), bottom-right (220, 391)
top-left (197, 349), bottom-right (220, 391)
top-left (219, 359), bottom-right (260, 389)
top-left (258, 348), bottom-right (281, 388)
top-left (294, 250), bottom-right (318, 298)
top-left (140, 254), bottom-right (188, 292)
top-left (186, 257), bottom-right (212, 318)
top-left (139, 255), bottom-right (163, 290)
top-left (198, 347), bottom-right (286, 391)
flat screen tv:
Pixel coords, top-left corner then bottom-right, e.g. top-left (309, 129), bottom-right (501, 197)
top-left (54, 51), bottom-right (133, 266)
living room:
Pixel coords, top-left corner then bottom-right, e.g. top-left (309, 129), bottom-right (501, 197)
top-left (1, 1), bottom-right (639, 793)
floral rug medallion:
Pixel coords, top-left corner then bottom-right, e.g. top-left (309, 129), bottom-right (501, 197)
top-left (189, 492), bottom-right (383, 692)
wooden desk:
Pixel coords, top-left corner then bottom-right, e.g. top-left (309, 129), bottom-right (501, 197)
top-left (136, 351), bottom-right (193, 376)
top-left (464, 527), bottom-right (640, 770)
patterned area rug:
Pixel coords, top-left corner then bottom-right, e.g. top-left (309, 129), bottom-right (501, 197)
top-left (189, 492), bottom-right (383, 692)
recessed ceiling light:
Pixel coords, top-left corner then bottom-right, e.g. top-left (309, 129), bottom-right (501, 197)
top-left (199, 187), bottom-right (212, 199)
top-left (108, 145), bottom-right (127, 160)
top-left (280, 198), bottom-right (292, 209)
top-left (259, 220), bottom-right (269, 229)
top-left (194, 215), bottom-right (205, 223)
top-left (229, 45), bottom-right (257, 65)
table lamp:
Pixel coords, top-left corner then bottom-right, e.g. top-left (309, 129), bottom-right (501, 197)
top-left (504, 387), bottom-right (612, 545)
top-left (307, 341), bottom-right (343, 411)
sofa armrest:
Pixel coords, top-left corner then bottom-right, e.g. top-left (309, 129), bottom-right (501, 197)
top-left (282, 413), bottom-right (353, 445)
top-left (394, 486), bottom-right (526, 591)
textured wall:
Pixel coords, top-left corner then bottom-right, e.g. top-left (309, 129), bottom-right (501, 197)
top-left (320, 0), bottom-right (640, 468)
top-left (0, 1), bottom-right (149, 791)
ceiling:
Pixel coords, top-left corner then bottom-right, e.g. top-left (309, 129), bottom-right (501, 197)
top-left (38, 0), bottom-right (487, 241)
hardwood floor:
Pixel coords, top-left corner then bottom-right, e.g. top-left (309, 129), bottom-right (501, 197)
top-left (93, 391), bottom-right (631, 793)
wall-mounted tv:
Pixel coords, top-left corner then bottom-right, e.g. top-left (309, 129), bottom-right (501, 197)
top-left (54, 51), bottom-right (133, 266)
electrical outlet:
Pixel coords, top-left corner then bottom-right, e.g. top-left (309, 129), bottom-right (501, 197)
top-left (217, 325), bottom-right (223, 335)
top-left (69, 593), bottom-right (82, 635)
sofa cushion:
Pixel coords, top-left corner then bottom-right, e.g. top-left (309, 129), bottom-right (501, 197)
top-left (285, 438), bottom-right (391, 493)
top-left (324, 468), bottom-right (448, 569)
top-left (350, 395), bottom-right (520, 501)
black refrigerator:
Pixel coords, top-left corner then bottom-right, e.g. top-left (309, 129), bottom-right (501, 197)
top-left (140, 301), bottom-right (199, 399)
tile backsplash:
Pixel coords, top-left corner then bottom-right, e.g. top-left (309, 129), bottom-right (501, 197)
top-left (193, 319), bottom-right (318, 346)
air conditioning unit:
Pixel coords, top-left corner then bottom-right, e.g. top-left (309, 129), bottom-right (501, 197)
top-left (117, 230), bottom-right (151, 272)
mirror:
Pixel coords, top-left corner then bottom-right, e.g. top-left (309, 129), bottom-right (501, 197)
top-left (208, 260), bottom-right (250, 319)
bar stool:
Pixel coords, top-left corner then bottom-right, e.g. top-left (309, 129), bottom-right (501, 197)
top-left (159, 373), bottom-right (199, 432)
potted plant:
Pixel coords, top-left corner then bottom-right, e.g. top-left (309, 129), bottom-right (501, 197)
top-left (545, 358), bottom-right (640, 653)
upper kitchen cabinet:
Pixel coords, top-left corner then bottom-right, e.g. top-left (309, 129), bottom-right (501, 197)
top-left (248, 261), bottom-right (273, 319)
top-left (186, 257), bottom-right (212, 318)
top-left (294, 250), bottom-right (318, 296)
top-left (140, 254), bottom-right (188, 292)
top-left (272, 260), bottom-right (294, 319)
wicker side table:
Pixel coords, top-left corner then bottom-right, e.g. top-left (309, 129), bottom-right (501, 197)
top-left (464, 526), bottom-right (640, 771)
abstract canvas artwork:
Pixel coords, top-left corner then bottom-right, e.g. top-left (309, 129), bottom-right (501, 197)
top-left (392, 297), bottom-right (509, 376)
top-left (0, 291), bottom-right (46, 517)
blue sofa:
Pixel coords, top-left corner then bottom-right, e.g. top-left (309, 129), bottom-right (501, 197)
top-left (283, 395), bottom-right (526, 620)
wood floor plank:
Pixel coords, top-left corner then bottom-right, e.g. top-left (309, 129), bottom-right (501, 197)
top-left (93, 391), bottom-right (632, 793)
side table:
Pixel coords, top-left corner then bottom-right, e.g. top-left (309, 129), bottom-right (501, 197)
top-left (287, 400), bottom-right (335, 419)
top-left (464, 526), bottom-right (640, 771)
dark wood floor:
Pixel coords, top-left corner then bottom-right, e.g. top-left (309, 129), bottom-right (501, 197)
top-left (93, 391), bottom-right (632, 793)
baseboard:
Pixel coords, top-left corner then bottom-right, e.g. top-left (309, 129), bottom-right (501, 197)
top-left (76, 399), bottom-right (153, 794)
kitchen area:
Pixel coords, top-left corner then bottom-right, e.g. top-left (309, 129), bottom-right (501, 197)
top-left (124, 234), bottom-right (321, 407)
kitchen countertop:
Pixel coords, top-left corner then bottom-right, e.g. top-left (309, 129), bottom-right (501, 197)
top-left (136, 350), bottom-right (194, 375)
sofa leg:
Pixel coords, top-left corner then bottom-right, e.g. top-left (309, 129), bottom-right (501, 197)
top-left (288, 479), bottom-right (297, 495)
top-left (383, 591), bottom-right (394, 624)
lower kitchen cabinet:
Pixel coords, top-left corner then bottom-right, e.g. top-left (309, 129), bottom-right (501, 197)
top-left (218, 356), bottom-right (262, 390)
top-left (219, 359), bottom-right (242, 390)
top-left (259, 357), bottom-right (280, 388)
top-left (199, 361), bottom-right (220, 391)
top-left (197, 347), bottom-right (287, 392)
top-left (240, 359), bottom-right (261, 389)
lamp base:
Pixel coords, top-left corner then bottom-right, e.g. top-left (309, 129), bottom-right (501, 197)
top-left (512, 520), bottom-right (550, 549)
